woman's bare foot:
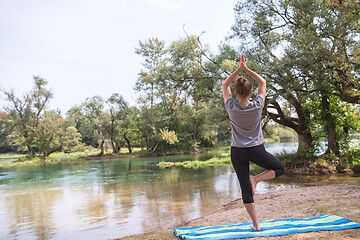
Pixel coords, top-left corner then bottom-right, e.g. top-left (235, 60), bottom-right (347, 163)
top-left (249, 176), bottom-right (257, 196)
top-left (250, 224), bottom-right (260, 231)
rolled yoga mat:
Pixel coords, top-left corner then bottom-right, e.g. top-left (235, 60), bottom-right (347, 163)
top-left (174, 214), bottom-right (360, 240)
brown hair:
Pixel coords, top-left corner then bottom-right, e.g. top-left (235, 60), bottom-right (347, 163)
top-left (235, 76), bottom-right (253, 98)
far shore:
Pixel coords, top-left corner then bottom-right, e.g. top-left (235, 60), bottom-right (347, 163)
top-left (118, 183), bottom-right (360, 240)
top-left (0, 148), bottom-right (207, 168)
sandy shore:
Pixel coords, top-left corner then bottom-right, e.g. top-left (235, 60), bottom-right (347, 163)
top-left (119, 184), bottom-right (360, 239)
top-left (183, 184), bottom-right (360, 227)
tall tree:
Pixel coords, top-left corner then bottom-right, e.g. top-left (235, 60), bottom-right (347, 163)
top-left (82, 96), bottom-right (107, 156)
top-left (121, 107), bottom-right (143, 153)
top-left (106, 93), bottom-right (128, 153)
top-left (34, 110), bottom-right (64, 159)
top-left (135, 38), bottom-right (166, 107)
top-left (135, 38), bottom-right (167, 152)
top-left (231, 0), bottom-right (359, 154)
top-left (2, 76), bottom-right (52, 155)
top-left (0, 112), bottom-right (14, 152)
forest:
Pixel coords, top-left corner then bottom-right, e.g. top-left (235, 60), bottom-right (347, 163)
top-left (1, 0), bottom-right (359, 167)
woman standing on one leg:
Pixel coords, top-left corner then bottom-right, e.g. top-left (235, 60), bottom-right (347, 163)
top-left (222, 54), bottom-right (285, 231)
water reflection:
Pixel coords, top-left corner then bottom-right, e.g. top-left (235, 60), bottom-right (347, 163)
top-left (4, 189), bottom-right (58, 240)
top-left (0, 146), bottom-right (359, 239)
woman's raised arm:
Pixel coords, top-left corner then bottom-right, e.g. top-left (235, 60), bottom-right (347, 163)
top-left (241, 55), bottom-right (266, 100)
top-left (222, 61), bottom-right (243, 104)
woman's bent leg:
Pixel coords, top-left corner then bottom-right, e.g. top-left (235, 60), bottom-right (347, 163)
top-left (248, 144), bottom-right (285, 193)
top-left (250, 170), bottom-right (275, 196)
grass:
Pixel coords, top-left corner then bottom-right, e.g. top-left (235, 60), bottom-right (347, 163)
top-left (0, 153), bottom-right (25, 159)
top-left (0, 147), bottom-right (146, 168)
top-left (206, 146), bottom-right (231, 154)
top-left (158, 155), bottom-right (264, 174)
top-left (158, 156), bottom-right (231, 168)
top-left (49, 147), bottom-right (144, 158)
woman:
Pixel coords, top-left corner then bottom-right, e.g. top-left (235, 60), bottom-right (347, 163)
top-left (222, 54), bottom-right (285, 231)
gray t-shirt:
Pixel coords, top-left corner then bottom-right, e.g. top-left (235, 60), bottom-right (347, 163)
top-left (225, 95), bottom-right (265, 148)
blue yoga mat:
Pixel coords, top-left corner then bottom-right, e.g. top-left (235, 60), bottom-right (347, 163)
top-left (174, 214), bottom-right (360, 240)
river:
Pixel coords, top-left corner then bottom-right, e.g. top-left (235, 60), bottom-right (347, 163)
top-left (0, 142), bottom-right (359, 239)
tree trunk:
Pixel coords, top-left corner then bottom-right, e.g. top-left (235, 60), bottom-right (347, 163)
top-left (99, 139), bottom-right (105, 156)
top-left (95, 124), bottom-right (105, 156)
top-left (297, 130), bottom-right (313, 154)
top-left (109, 118), bottom-right (119, 154)
top-left (267, 109), bottom-right (314, 155)
top-left (110, 134), bottom-right (118, 154)
top-left (343, 126), bottom-right (349, 138)
top-left (124, 133), bottom-right (132, 153)
top-left (27, 145), bottom-right (33, 155)
top-left (267, 89), bottom-right (315, 155)
top-left (147, 128), bottom-right (152, 153)
top-left (322, 95), bottom-right (338, 155)
top-left (326, 124), bottom-right (337, 154)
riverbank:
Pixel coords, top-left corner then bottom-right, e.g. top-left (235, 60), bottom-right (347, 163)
top-left (118, 184), bottom-right (360, 240)
top-left (0, 149), bottom-right (205, 168)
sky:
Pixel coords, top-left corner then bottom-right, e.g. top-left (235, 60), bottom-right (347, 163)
top-left (0, 0), bottom-right (237, 115)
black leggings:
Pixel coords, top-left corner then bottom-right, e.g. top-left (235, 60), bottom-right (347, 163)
top-left (230, 144), bottom-right (285, 204)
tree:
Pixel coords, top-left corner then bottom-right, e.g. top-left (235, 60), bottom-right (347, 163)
top-left (82, 96), bottom-right (107, 156)
top-left (0, 111), bottom-right (14, 152)
top-left (121, 107), bottom-right (143, 153)
top-left (106, 93), bottom-right (128, 153)
top-left (135, 38), bottom-right (166, 107)
top-left (313, 94), bottom-right (360, 154)
top-left (231, 0), bottom-right (359, 154)
top-left (135, 38), bottom-right (167, 153)
top-left (157, 128), bottom-right (179, 151)
top-left (34, 110), bottom-right (63, 159)
top-left (62, 126), bottom-right (84, 153)
top-left (2, 76), bottom-right (53, 155)
top-left (66, 105), bottom-right (99, 148)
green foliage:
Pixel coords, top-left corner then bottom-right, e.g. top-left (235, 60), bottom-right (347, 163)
top-left (232, 0), bottom-right (360, 155)
top-left (342, 143), bottom-right (360, 167)
top-left (62, 126), bottom-right (84, 153)
top-left (0, 111), bottom-right (14, 152)
top-left (2, 76), bottom-right (57, 155)
top-left (33, 110), bottom-right (64, 158)
top-left (134, 35), bottom-right (230, 153)
top-left (310, 94), bottom-right (360, 154)
top-left (159, 128), bottom-right (179, 145)
top-left (106, 93), bottom-right (129, 153)
top-left (66, 105), bottom-right (99, 147)
top-left (264, 123), bottom-right (298, 142)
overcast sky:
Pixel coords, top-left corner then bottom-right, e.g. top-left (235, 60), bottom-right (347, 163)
top-left (0, 0), bottom-right (237, 115)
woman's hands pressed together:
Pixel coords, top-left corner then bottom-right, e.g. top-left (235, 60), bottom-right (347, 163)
top-left (222, 54), bottom-right (267, 103)
top-left (240, 54), bottom-right (247, 71)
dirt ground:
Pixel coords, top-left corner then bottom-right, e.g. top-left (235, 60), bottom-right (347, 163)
top-left (183, 184), bottom-right (360, 227)
top-left (119, 184), bottom-right (360, 240)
